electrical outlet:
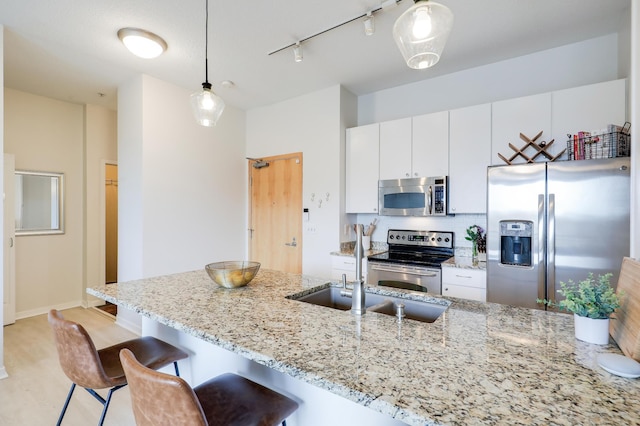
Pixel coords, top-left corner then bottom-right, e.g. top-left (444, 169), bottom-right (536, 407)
top-left (306, 225), bottom-right (318, 234)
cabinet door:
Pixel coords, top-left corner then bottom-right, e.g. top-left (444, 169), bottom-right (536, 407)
top-left (449, 103), bottom-right (491, 214)
top-left (346, 124), bottom-right (380, 213)
top-left (552, 79), bottom-right (626, 159)
top-left (442, 284), bottom-right (486, 302)
top-left (379, 117), bottom-right (412, 180)
top-left (491, 93), bottom-right (551, 166)
top-left (412, 111), bottom-right (449, 177)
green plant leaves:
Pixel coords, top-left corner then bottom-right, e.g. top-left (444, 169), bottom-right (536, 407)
top-left (540, 273), bottom-right (621, 319)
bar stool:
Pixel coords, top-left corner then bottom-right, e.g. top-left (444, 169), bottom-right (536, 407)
top-left (120, 348), bottom-right (299, 426)
top-left (48, 309), bottom-right (188, 426)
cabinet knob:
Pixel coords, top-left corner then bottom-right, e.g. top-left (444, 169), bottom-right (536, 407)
top-left (405, 173), bottom-right (410, 177)
top-left (414, 172), bottom-right (418, 177)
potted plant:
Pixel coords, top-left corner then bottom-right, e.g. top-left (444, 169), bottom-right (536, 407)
top-left (538, 273), bottom-right (621, 345)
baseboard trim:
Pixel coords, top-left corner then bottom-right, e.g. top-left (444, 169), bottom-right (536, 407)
top-left (0, 365), bottom-right (8, 380)
top-left (15, 300), bottom-right (84, 320)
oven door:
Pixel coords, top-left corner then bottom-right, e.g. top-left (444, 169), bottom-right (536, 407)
top-left (367, 261), bottom-right (441, 295)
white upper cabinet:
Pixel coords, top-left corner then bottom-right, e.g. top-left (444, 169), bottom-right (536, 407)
top-left (449, 103), bottom-right (491, 214)
top-left (551, 79), bottom-right (626, 156)
top-left (412, 111), bottom-right (449, 177)
top-left (379, 118), bottom-right (412, 180)
top-left (346, 123), bottom-right (380, 214)
top-left (379, 113), bottom-right (449, 180)
top-left (491, 93), bottom-right (552, 166)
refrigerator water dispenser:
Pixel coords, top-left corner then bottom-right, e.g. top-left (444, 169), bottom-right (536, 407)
top-left (500, 221), bottom-right (532, 266)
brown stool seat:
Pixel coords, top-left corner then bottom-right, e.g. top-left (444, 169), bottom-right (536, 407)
top-left (120, 348), bottom-right (299, 426)
top-left (48, 309), bottom-right (188, 425)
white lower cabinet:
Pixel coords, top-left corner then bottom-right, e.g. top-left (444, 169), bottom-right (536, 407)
top-left (331, 255), bottom-right (367, 282)
top-left (442, 267), bottom-right (486, 302)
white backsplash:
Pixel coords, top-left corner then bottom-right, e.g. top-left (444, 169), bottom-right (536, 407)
top-left (350, 213), bottom-right (486, 253)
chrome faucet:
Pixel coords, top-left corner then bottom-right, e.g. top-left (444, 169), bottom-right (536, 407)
top-left (340, 224), bottom-right (366, 315)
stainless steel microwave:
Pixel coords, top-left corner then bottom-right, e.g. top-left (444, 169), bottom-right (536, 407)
top-left (378, 177), bottom-right (449, 216)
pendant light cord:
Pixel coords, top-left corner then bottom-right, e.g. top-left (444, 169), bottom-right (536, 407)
top-left (204, 0), bottom-right (209, 86)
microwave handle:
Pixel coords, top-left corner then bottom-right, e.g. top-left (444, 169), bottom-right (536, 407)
top-left (427, 185), bottom-right (433, 215)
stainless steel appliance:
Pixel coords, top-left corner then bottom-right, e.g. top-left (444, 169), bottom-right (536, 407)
top-left (487, 157), bottom-right (630, 309)
top-left (367, 230), bottom-right (454, 294)
top-left (378, 176), bottom-right (448, 216)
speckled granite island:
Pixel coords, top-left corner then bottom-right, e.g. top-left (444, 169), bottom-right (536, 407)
top-left (88, 269), bottom-right (640, 425)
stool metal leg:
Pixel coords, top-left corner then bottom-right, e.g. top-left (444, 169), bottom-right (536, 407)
top-left (56, 383), bottom-right (77, 426)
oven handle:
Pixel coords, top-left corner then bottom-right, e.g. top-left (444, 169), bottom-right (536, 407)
top-left (370, 263), bottom-right (438, 277)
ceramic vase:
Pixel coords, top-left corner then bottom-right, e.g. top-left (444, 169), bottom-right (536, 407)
top-left (574, 314), bottom-right (610, 345)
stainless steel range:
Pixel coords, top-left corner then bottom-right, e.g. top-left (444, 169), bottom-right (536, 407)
top-left (367, 229), bottom-right (454, 295)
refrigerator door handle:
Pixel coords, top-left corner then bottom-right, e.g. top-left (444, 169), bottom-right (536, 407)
top-left (547, 193), bottom-right (556, 301)
top-left (538, 194), bottom-right (546, 302)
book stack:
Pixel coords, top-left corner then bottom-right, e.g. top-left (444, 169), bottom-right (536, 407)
top-left (566, 123), bottom-right (630, 160)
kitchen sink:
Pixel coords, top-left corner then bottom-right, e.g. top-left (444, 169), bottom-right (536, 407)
top-left (287, 287), bottom-right (449, 323)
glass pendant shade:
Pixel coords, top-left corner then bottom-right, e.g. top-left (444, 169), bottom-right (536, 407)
top-left (190, 83), bottom-right (225, 127)
top-left (393, 0), bottom-right (453, 70)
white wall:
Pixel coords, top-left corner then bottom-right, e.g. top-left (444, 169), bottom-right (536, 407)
top-left (118, 74), bottom-right (247, 280)
top-left (246, 85), bottom-right (357, 277)
top-left (358, 35), bottom-right (621, 125)
top-left (4, 89), bottom-right (85, 318)
top-left (84, 104), bottom-right (117, 307)
top-left (631, 3), bottom-right (639, 258)
top-left (1, 24), bottom-right (6, 379)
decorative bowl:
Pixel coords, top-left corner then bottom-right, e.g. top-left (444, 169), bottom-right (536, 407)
top-left (205, 261), bottom-right (261, 288)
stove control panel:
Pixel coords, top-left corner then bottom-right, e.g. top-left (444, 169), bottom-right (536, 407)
top-left (387, 229), bottom-right (454, 249)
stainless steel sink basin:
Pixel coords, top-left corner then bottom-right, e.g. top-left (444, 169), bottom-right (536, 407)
top-left (288, 287), bottom-right (449, 323)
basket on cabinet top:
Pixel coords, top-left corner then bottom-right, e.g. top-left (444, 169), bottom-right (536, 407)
top-left (566, 122), bottom-right (630, 160)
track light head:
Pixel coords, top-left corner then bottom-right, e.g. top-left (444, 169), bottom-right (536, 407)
top-left (364, 12), bottom-right (375, 35)
top-left (293, 42), bottom-right (303, 62)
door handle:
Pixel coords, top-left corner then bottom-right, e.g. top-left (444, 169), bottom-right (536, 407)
top-left (285, 237), bottom-right (297, 247)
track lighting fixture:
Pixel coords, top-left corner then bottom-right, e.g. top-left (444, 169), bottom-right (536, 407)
top-left (293, 42), bottom-right (303, 62)
top-left (364, 12), bottom-right (375, 36)
top-left (268, 1), bottom-right (403, 59)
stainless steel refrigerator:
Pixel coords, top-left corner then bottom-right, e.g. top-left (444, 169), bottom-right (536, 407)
top-left (487, 158), bottom-right (630, 309)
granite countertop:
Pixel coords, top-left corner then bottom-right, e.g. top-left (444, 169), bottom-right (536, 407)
top-left (442, 257), bottom-right (487, 270)
top-left (88, 269), bottom-right (640, 425)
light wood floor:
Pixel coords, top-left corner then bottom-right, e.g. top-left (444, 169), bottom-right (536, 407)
top-left (0, 307), bottom-right (137, 425)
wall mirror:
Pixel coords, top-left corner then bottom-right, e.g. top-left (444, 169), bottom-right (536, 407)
top-left (15, 170), bottom-right (65, 236)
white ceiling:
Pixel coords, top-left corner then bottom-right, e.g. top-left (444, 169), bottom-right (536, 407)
top-left (0, 0), bottom-right (631, 112)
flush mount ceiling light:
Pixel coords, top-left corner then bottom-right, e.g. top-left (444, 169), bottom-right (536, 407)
top-left (190, 0), bottom-right (225, 127)
top-left (393, 0), bottom-right (453, 69)
top-left (117, 27), bottom-right (167, 59)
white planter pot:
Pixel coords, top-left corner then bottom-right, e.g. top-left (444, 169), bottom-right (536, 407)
top-left (574, 314), bottom-right (610, 345)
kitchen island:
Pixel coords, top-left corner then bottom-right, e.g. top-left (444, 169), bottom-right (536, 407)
top-left (88, 269), bottom-right (640, 425)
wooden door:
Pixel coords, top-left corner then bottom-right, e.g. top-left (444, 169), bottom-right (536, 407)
top-left (249, 153), bottom-right (302, 273)
top-left (105, 164), bottom-right (118, 283)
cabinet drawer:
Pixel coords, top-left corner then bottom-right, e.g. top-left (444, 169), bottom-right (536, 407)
top-left (331, 256), bottom-right (357, 270)
top-left (443, 284), bottom-right (486, 302)
top-left (442, 267), bottom-right (486, 289)
top-left (331, 256), bottom-right (367, 281)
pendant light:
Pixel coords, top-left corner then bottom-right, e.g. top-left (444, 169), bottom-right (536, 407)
top-left (191, 0), bottom-right (225, 127)
top-left (393, 0), bottom-right (453, 70)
